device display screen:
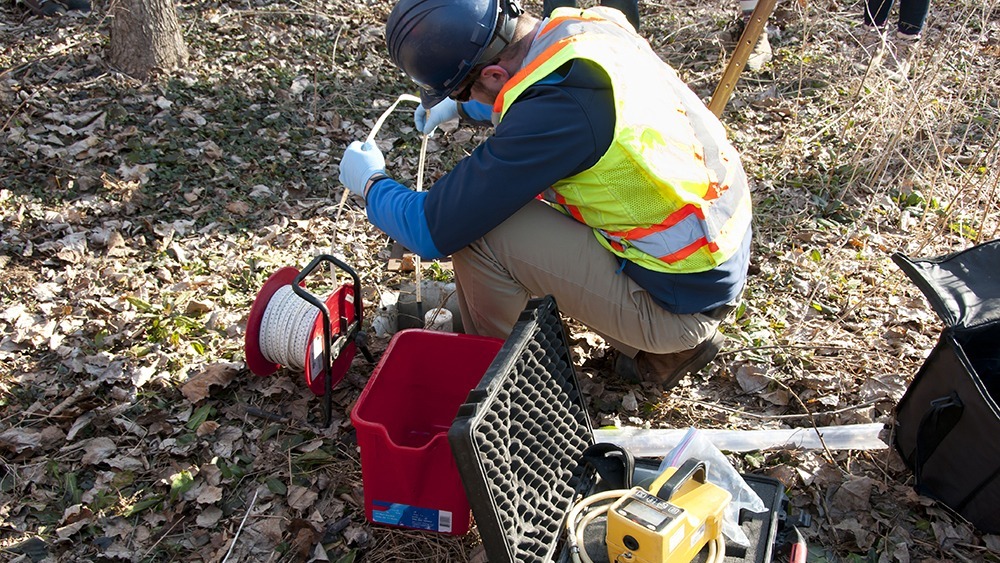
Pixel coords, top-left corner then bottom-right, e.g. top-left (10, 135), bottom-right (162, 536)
top-left (620, 498), bottom-right (671, 529)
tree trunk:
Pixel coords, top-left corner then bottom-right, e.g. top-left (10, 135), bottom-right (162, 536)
top-left (108, 0), bottom-right (189, 79)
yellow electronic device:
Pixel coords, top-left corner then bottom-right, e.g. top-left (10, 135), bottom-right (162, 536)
top-left (605, 459), bottom-right (731, 563)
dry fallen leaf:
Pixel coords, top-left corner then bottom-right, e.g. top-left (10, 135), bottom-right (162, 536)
top-left (830, 475), bottom-right (876, 514)
top-left (61, 504), bottom-right (94, 525)
top-left (185, 299), bottom-right (214, 316)
top-left (255, 518), bottom-right (283, 545)
top-left (181, 362), bottom-right (241, 403)
top-left (209, 426), bottom-right (243, 458)
top-left (734, 363), bottom-right (769, 394)
top-left (888, 541), bottom-right (910, 562)
top-left (290, 528), bottom-right (316, 560)
top-left (196, 506), bottom-right (223, 528)
top-left (760, 389), bottom-right (790, 406)
top-left (342, 524), bottom-right (371, 548)
top-left (620, 390), bottom-right (638, 412)
top-left (0, 427), bottom-right (41, 453)
top-left (106, 456), bottom-right (145, 471)
top-left (287, 486), bottom-right (319, 512)
top-left (56, 520), bottom-right (89, 541)
top-left (81, 437), bottom-right (117, 465)
top-left (196, 485), bottom-right (224, 505)
top-left (226, 201), bottom-right (251, 215)
top-left (195, 420), bottom-right (220, 437)
top-left (834, 516), bottom-right (876, 550)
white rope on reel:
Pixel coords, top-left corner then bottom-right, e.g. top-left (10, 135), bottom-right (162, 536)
top-left (258, 285), bottom-right (321, 370)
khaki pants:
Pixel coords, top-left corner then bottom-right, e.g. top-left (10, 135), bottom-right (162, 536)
top-left (452, 200), bottom-right (721, 358)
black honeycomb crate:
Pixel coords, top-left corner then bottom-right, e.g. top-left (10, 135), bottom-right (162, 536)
top-left (449, 296), bottom-right (594, 563)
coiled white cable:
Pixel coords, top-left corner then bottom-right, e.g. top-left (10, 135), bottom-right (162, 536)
top-left (566, 489), bottom-right (630, 563)
top-left (258, 285), bottom-right (321, 370)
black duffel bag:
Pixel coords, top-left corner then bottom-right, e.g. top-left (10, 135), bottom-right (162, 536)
top-left (892, 239), bottom-right (1000, 533)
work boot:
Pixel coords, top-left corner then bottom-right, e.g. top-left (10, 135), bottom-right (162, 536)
top-left (614, 331), bottom-right (725, 392)
top-left (729, 13), bottom-right (773, 72)
top-left (746, 33), bottom-right (772, 72)
top-left (860, 24), bottom-right (888, 59)
top-left (885, 31), bottom-right (920, 81)
top-left (735, 9), bottom-right (773, 72)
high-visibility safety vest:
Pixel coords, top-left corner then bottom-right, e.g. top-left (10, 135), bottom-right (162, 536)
top-left (493, 7), bottom-right (752, 274)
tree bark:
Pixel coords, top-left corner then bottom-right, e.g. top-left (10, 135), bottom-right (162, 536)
top-left (108, 0), bottom-right (189, 79)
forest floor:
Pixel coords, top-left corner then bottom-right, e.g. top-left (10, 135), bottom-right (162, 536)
top-left (2, 0), bottom-right (1000, 561)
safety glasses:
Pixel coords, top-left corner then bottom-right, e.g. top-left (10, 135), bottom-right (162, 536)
top-left (449, 58), bottom-right (500, 103)
top-left (450, 72), bottom-right (478, 103)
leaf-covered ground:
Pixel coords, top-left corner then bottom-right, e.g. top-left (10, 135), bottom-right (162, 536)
top-left (2, 0), bottom-right (999, 561)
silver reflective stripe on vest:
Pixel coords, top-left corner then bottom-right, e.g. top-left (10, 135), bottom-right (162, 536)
top-left (599, 178), bottom-right (747, 258)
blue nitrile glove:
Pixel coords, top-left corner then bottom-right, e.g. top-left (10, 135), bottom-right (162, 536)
top-left (414, 99), bottom-right (460, 135)
top-left (339, 141), bottom-right (386, 198)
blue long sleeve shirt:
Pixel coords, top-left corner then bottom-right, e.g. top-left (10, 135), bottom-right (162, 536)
top-left (365, 59), bottom-right (751, 314)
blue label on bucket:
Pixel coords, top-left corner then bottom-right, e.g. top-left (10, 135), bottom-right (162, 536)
top-left (372, 500), bottom-right (452, 533)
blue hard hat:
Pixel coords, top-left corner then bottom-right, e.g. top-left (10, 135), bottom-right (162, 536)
top-left (386, 0), bottom-right (522, 107)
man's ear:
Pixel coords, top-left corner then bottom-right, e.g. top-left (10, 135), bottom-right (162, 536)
top-left (480, 64), bottom-right (511, 87)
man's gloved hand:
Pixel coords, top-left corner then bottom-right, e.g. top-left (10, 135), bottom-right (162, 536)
top-left (339, 141), bottom-right (385, 198)
top-left (414, 99), bottom-right (460, 135)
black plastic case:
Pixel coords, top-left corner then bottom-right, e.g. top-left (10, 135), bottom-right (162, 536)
top-left (449, 297), bottom-right (594, 563)
top-left (449, 296), bottom-right (788, 562)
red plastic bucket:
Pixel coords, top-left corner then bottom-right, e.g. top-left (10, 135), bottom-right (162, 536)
top-left (350, 329), bottom-right (503, 535)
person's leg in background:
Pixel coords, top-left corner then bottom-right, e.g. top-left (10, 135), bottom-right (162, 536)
top-left (864, 0), bottom-right (927, 78)
top-left (542, 0), bottom-right (576, 18)
top-left (884, 0), bottom-right (927, 77)
top-left (598, 0), bottom-right (640, 30)
top-left (20, 0), bottom-right (90, 16)
top-left (860, 0), bottom-right (894, 58)
top-left (897, 0), bottom-right (929, 37)
top-left (739, 0), bottom-right (773, 70)
top-left (863, 0), bottom-right (895, 29)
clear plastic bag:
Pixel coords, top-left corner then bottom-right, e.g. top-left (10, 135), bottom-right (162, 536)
top-left (657, 427), bottom-right (765, 548)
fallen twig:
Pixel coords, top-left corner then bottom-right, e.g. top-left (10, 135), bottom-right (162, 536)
top-left (761, 373), bottom-right (842, 471)
top-left (245, 406), bottom-right (287, 422)
top-left (221, 488), bottom-right (260, 563)
top-left (683, 398), bottom-right (879, 420)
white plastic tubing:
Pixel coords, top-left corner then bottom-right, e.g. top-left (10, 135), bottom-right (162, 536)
top-left (594, 423), bottom-right (887, 456)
